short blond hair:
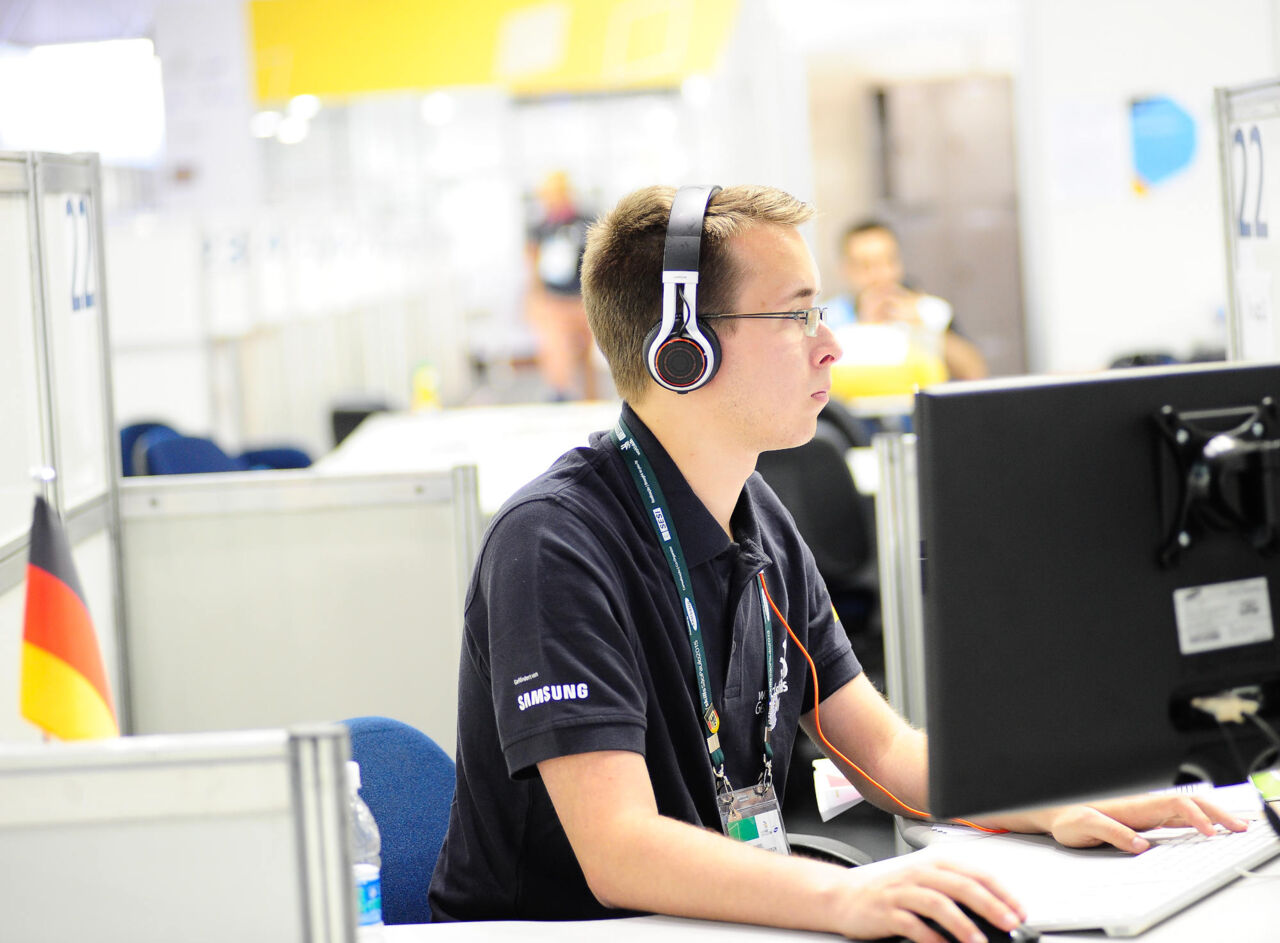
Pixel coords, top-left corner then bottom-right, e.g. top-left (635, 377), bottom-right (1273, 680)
top-left (581, 184), bottom-right (814, 402)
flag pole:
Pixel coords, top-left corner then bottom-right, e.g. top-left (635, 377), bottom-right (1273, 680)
top-left (30, 465), bottom-right (55, 504)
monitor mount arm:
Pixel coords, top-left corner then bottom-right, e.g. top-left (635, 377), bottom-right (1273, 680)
top-left (1156, 397), bottom-right (1280, 566)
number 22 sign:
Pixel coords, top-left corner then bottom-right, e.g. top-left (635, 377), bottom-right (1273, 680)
top-left (1233, 124), bottom-right (1270, 239)
top-left (65, 197), bottom-right (95, 312)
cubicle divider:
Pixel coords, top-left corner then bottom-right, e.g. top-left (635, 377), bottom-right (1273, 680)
top-left (0, 724), bottom-right (354, 943)
top-left (119, 467), bottom-right (480, 754)
top-left (873, 432), bottom-right (927, 729)
top-left (0, 151), bottom-right (127, 741)
top-left (1217, 77), bottom-right (1280, 361)
top-left (1, 150), bottom-right (481, 750)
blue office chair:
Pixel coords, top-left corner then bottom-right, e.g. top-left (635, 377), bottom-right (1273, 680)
top-left (143, 435), bottom-right (249, 475)
top-left (120, 421), bottom-right (178, 476)
top-left (341, 717), bottom-right (456, 925)
top-left (238, 446), bottom-right (313, 470)
top-left (124, 422), bottom-right (183, 476)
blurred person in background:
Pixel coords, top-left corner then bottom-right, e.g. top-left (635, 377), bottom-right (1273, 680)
top-left (524, 171), bottom-right (600, 400)
top-left (828, 220), bottom-right (988, 382)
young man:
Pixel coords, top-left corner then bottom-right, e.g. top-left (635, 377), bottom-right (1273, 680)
top-left (428, 185), bottom-right (1243, 941)
top-left (829, 220), bottom-right (989, 382)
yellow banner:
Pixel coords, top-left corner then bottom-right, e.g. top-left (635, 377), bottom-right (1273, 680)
top-left (249, 0), bottom-right (739, 102)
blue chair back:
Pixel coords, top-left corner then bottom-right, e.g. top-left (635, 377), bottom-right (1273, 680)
top-left (239, 446), bottom-right (313, 470)
top-left (342, 717), bottom-right (455, 925)
top-left (121, 422), bottom-right (178, 476)
top-left (144, 435), bottom-right (248, 475)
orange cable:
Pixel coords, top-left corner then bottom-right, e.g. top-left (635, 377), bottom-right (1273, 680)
top-left (759, 573), bottom-right (1006, 835)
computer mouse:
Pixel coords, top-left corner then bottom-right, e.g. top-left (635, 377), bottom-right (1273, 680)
top-left (918, 904), bottom-right (1040, 943)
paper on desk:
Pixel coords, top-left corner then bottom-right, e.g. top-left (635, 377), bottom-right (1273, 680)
top-left (812, 757), bottom-right (864, 821)
top-left (1153, 779), bottom-right (1270, 813)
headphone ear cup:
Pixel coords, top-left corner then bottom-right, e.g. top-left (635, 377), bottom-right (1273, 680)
top-left (644, 321), bottom-right (720, 391)
top-left (697, 321), bottom-right (720, 385)
top-left (643, 321), bottom-right (664, 381)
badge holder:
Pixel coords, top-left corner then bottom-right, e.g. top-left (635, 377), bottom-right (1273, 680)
top-left (718, 776), bottom-right (790, 855)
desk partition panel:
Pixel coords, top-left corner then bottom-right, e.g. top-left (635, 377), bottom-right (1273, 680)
top-left (120, 468), bottom-right (480, 754)
top-left (40, 184), bottom-right (113, 511)
top-left (0, 725), bottom-right (354, 943)
top-left (1217, 78), bottom-right (1280, 361)
top-left (873, 432), bottom-right (927, 729)
top-left (0, 152), bottom-right (126, 741)
top-left (0, 181), bottom-right (44, 549)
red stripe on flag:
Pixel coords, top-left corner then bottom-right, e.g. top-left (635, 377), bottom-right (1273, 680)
top-left (22, 563), bottom-right (115, 715)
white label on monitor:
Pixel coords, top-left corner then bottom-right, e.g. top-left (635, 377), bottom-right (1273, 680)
top-left (1173, 577), bottom-right (1275, 655)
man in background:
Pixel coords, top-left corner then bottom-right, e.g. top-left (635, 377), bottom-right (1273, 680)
top-left (828, 220), bottom-right (989, 381)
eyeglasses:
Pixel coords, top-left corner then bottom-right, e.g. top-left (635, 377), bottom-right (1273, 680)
top-left (700, 306), bottom-right (828, 337)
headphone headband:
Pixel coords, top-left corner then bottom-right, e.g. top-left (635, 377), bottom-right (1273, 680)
top-left (662, 185), bottom-right (719, 273)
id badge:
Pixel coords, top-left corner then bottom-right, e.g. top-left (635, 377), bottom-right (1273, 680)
top-left (718, 782), bottom-right (790, 855)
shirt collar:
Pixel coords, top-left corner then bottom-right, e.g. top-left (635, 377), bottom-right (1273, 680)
top-left (615, 403), bottom-right (770, 572)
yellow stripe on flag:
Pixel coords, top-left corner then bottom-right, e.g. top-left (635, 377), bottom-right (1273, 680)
top-left (20, 641), bottom-right (119, 740)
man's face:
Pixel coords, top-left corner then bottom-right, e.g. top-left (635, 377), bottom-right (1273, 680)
top-left (842, 227), bottom-right (903, 295)
top-left (706, 223), bottom-right (841, 453)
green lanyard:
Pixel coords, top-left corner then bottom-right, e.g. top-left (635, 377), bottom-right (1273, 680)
top-left (611, 417), bottom-right (775, 794)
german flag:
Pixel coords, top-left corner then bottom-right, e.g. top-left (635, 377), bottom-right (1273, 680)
top-left (20, 495), bottom-right (118, 740)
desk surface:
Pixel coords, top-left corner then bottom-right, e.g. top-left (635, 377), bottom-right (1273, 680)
top-left (384, 915), bottom-right (838, 941)
top-left (313, 401), bottom-right (623, 516)
top-left (382, 854), bottom-right (1280, 940)
top-left (315, 402), bottom-right (881, 512)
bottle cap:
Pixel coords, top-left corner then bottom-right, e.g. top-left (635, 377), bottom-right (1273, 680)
top-left (346, 759), bottom-right (361, 792)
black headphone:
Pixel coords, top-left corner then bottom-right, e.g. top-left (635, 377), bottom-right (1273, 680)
top-left (644, 184), bottom-right (722, 393)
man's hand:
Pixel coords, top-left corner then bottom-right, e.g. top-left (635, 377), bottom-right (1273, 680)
top-left (1010, 794), bottom-right (1249, 853)
top-left (831, 860), bottom-right (1025, 943)
top-left (855, 284), bottom-right (922, 325)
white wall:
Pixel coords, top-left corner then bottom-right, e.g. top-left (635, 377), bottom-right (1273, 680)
top-left (107, 214), bottom-right (212, 434)
top-left (1015, 0), bottom-right (1280, 373)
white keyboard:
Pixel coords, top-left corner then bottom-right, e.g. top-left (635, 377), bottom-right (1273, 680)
top-left (1023, 820), bottom-right (1280, 936)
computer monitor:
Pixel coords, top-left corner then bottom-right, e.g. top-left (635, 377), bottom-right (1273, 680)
top-left (916, 361), bottom-right (1280, 818)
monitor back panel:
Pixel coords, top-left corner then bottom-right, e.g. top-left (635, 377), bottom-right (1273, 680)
top-left (916, 362), bottom-right (1280, 817)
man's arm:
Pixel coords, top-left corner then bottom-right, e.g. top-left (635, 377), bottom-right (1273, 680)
top-left (538, 748), bottom-right (1025, 943)
top-left (854, 286), bottom-right (988, 382)
top-left (800, 672), bottom-right (930, 814)
top-left (942, 330), bottom-right (988, 381)
top-left (810, 675), bottom-right (1249, 848)
top-left (976, 794), bottom-right (1249, 850)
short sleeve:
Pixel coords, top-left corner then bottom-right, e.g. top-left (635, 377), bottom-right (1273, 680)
top-left (474, 496), bottom-right (649, 777)
top-left (917, 295), bottom-right (953, 333)
top-left (801, 546), bottom-right (862, 707)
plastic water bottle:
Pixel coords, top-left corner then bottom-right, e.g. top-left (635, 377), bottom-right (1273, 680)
top-left (347, 760), bottom-right (384, 940)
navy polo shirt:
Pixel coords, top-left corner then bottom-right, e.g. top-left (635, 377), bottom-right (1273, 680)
top-left (428, 404), bottom-right (861, 922)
